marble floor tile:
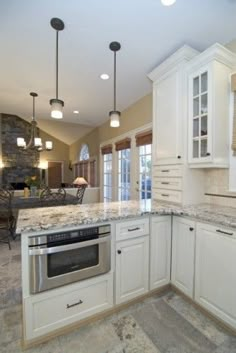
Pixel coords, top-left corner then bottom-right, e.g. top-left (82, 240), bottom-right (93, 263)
top-left (163, 292), bottom-right (229, 346)
top-left (132, 299), bottom-right (217, 353)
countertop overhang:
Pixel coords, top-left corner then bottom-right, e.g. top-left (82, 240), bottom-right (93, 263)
top-left (16, 200), bottom-right (236, 235)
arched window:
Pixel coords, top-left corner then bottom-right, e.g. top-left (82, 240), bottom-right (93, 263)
top-left (75, 144), bottom-right (97, 187)
top-left (79, 144), bottom-right (90, 161)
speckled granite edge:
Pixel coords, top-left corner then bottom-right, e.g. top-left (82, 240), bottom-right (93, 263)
top-left (16, 200), bottom-right (236, 235)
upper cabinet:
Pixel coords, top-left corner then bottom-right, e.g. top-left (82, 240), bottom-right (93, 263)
top-left (148, 45), bottom-right (199, 165)
top-left (187, 44), bottom-right (236, 168)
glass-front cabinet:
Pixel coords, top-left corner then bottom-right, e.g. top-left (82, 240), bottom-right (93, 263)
top-left (189, 67), bottom-right (212, 163)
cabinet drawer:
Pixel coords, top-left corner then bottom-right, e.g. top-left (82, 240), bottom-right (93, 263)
top-left (153, 189), bottom-right (182, 203)
top-left (24, 275), bottom-right (113, 339)
top-left (153, 165), bottom-right (182, 177)
top-left (153, 177), bottom-right (182, 191)
top-left (116, 218), bottom-right (149, 241)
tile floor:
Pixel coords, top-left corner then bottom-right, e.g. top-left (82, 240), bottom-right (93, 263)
top-left (0, 238), bottom-right (236, 353)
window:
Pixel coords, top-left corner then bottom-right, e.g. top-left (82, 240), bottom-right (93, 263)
top-left (80, 144), bottom-right (90, 161)
top-left (118, 149), bottom-right (131, 201)
top-left (75, 144), bottom-right (97, 187)
top-left (136, 130), bottom-right (152, 200)
top-left (138, 144), bottom-right (152, 199)
top-left (103, 153), bottom-right (112, 202)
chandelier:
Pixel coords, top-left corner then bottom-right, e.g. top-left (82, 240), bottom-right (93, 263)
top-left (17, 92), bottom-right (53, 151)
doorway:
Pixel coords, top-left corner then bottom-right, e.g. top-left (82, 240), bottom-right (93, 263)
top-left (47, 161), bottom-right (63, 188)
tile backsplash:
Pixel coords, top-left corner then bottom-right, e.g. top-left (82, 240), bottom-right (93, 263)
top-left (204, 169), bottom-right (236, 207)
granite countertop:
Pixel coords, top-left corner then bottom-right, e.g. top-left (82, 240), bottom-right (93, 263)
top-left (16, 199), bottom-right (236, 235)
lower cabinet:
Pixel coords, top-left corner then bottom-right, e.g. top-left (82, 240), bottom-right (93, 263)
top-left (171, 216), bottom-right (195, 298)
top-left (24, 273), bottom-right (113, 340)
top-left (115, 235), bottom-right (149, 304)
top-left (150, 216), bottom-right (171, 290)
top-left (195, 222), bottom-right (236, 329)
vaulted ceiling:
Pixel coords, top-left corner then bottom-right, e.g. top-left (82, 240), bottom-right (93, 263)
top-left (1, 0), bottom-right (236, 144)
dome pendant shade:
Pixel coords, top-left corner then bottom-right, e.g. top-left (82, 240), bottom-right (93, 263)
top-left (109, 41), bottom-right (121, 128)
top-left (50, 18), bottom-right (65, 119)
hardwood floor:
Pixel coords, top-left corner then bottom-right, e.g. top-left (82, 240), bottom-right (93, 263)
top-left (0, 239), bottom-right (235, 353)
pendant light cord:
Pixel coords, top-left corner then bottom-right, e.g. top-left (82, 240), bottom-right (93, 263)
top-left (114, 51), bottom-right (116, 111)
top-left (56, 30), bottom-right (59, 99)
top-left (32, 95), bottom-right (35, 121)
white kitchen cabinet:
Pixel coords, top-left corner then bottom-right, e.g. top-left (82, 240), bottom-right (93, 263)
top-left (171, 217), bottom-right (195, 298)
top-left (115, 235), bottom-right (149, 304)
top-left (148, 45), bottom-right (198, 165)
top-left (150, 216), bottom-right (171, 290)
top-left (187, 43), bottom-right (236, 168)
top-left (195, 222), bottom-right (236, 330)
top-left (24, 273), bottom-right (113, 340)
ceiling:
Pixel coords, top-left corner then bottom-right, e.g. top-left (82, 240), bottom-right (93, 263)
top-left (0, 0), bottom-right (236, 145)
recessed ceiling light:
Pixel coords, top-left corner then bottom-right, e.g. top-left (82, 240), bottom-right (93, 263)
top-left (161, 0), bottom-right (176, 6)
top-left (100, 73), bottom-right (109, 80)
top-left (73, 110), bottom-right (79, 114)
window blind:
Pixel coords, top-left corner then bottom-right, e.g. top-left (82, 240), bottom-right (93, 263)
top-left (101, 144), bottom-right (112, 155)
top-left (115, 138), bottom-right (131, 151)
top-left (135, 130), bottom-right (152, 147)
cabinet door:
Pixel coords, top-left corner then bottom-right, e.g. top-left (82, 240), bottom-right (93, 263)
top-left (116, 236), bottom-right (149, 304)
top-left (171, 217), bottom-right (195, 298)
top-left (188, 66), bottom-right (212, 164)
top-left (153, 71), bottom-right (183, 165)
top-left (195, 223), bottom-right (236, 330)
top-left (150, 216), bottom-right (171, 290)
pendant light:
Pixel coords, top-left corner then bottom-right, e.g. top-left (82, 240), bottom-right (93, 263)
top-left (17, 92), bottom-right (53, 151)
top-left (109, 41), bottom-right (121, 128)
top-left (161, 0), bottom-right (176, 6)
top-left (49, 18), bottom-right (64, 119)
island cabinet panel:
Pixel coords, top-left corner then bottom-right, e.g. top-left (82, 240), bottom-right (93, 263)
top-left (24, 274), bottom-right (113, 340)
top-left (150, 216), bottom-right (171, 290)
top-left (115, 236), bottom-right (149, 304)
top-left (171, 216), bottom-right (195, 298)
top-left (195, 222), bottom-right (236, 330)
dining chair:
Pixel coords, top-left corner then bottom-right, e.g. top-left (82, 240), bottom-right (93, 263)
top-left (0, 192), bottom-right (16, 249)
top-left (75, 185), bottom-right (87, 204)
top-left (40, 188), bottom-right (66, 206)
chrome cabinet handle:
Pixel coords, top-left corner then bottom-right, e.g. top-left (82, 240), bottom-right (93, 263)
top-left (161, 170), bottom-right (170, 173)
top-left (161, 194), bottom-right (169, 197)
top-left (216, 229), bottom-right (233, 236)
top-left (128, 227), bottom-right (140, 232)
top-left (66, 299), bottom-right (83, 309)
top-left (161, 182), bottom-right (170, 185)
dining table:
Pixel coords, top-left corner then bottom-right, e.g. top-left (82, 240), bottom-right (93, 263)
top-left (11, 193), bottom-right (79, 209)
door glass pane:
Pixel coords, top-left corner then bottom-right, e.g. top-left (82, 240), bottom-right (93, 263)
top-left (193, 140), bottom-right (199, 158)
top-left (201, 93), bottom-right (208, 114)
top-left (201, 115), bottom-right (208, 136)
top-left (193, 118), bottom-right (199, 138)
top-left (200, 139), bottom-right (207, 157)
top-left (193, 76), bottom-right (199, 96)
top-left (193, 97), bottom-right (199, 117)
top-left (201, 72), bottom-right (208, 93)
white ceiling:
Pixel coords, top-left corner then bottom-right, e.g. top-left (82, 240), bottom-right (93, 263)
top-left (0, 0), bottom-right (236, 144)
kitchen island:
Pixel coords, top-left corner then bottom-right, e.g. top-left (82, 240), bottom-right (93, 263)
top-left (16, 200), bottom-right (236, 347)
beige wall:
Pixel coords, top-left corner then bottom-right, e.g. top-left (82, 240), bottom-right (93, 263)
top-left (69, 93), bottom-right (152, 186)
top-left (39, 130), bottom-right (72, 184)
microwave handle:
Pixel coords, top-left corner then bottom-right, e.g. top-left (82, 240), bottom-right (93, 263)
top-left (28, 236), bottom-right (110, 256)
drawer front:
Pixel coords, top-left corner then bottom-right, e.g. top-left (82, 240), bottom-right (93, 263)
top-left (24, 275), bottom-right (113, 339)
top-left (153, 177), bottom-right (182, 191)
top-left (153, 165), bottom-right (182, 177)
top-left (153, 188), bottom-right (182, 203)
top-left (116, 217), bottom-right (149, 241)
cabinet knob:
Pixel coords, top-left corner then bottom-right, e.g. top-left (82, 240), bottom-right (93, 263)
top-left (206, 152), bottom-right (211, 156)
top-left (117, 250), bottom-right (122, 254)
top-left (177, 155), bottom-right (181, 159)
top-left (189, 227), bottom-right (194, 231)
